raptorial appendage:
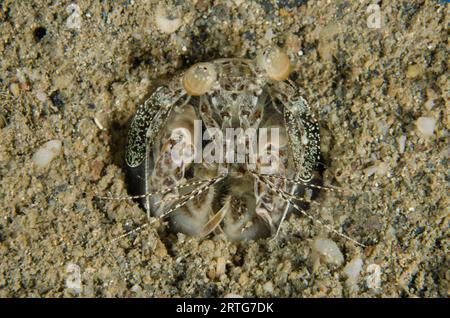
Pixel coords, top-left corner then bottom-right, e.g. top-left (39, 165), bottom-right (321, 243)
top-left (125, 81), bottom-right (187, 168)
top-left (282, 95), bottom-right (321, 182)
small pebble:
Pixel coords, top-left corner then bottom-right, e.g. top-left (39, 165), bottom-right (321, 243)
top-left (94, 113), bottom-right (109, 131)
top-left (32, 140), bottom-right (62, 168)
top-left (35, 91), bottom-right (47, 102)
top-left (343, 257), bottom-right (363, 292)
top-left (215, 257), bottom-right (226, 278)
top-left (397, 135), bottom-right (406, 153)
top-left (312, 237), bottom-right (344, 266)
top-left (406, 64), bottom-right (423, 79)
top-left (10, 83), bottom-right (20, 97)
top-left (262, 281), bottom-right (274, 294)
top-left (155, 6), bottom-right (182, 34)
top-left (238, 273), bottom-right (249, 285)
top-left (264, 28), bottom-right (274, 41)
top-left (366, 264), bottom-right (382, 289)
top-left (50, 90), bottom-right (65, 110)
top-left (207, 268), bottom-right (216, 280)
top-left (344, 257), bottom-right (363, 289)
top-left (65, 263), bottom-right (82, 295)
top-left (199, 240), bottom-right (215, 254)
top-left (130, 284), bottom-right (142, 293)
top-left (416, 117), bottom-right (436, 136)
top-left (375, 161), bottom-right (389, 176)
top-left (344, 258), bottom-right (363, 280)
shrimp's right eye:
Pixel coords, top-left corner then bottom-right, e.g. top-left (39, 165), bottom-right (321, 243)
top-left (183, 63), bottom-right (217, 96)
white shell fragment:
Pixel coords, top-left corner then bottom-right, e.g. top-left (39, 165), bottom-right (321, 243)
top-left (155, 5), bottom-right (182, 34)
top-left (312, 237), bottom-right (344, 266)
top-left (215, 257), bottom-right (226, 278)
top-left (35, 91), bottom-right (47, 102)
top-left (65, 263), bottom-right (82, 295)
top-left (344, 257), bottom-right (363, 291)
top-left (397, 135), bottom-right (406, 153)
top-left (344, 258), bottom-right (363, 279)
top-left (366, 263), bottom-right (382, 290)
top-left (263, 281), bottom-right (274, 294)
top-left (416, 117), bottom-right (436, 136)
top-left (32, 140), bottom-right (62, 168)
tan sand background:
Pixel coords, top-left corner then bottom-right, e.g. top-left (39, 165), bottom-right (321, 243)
top-left (0, 0), bottom-right (448, 297)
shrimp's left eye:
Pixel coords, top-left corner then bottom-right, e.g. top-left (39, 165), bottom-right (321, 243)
top-left (256, 47), bottom-right (291, 81)
top-left (183, 62), bottom-right (217, 96)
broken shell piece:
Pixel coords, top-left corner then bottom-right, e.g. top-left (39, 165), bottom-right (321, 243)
top-left (94, 112), bottom-right (109, 131)
top-left (312, 237), bottom-right (344, 266)
top-left (32, 140), bottom-right (62, 168)
top-left (366, 263), bottom-right (382, 290)
top-left (343, 257), bottom-right (363, 291)
top-left (416, 117), bottom-right (436, 137)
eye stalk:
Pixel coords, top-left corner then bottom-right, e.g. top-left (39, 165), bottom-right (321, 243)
top-left (256, 47), bottom-right (291, 81)
top-left (183, 62), bottom-right (217, 96)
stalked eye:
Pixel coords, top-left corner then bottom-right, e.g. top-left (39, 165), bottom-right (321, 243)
top-left (182, 62), bottom-right (217, 96)
top-left (256, 47), bottom-right (291, 81)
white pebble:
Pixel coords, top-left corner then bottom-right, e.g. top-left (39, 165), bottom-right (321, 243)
top-left (35, 91), bottom-right (47, 102)
top-left (312, 237), bottom-right (344, 266)
top-left (216, 257), bottom-right (226, 278)
top-left (262, 281), bottom-right (274, 294)
top-left (155, 6), bottom-right (182, 34)
top-left (424, 99), bottom-right (435, 110)
top-left (66, 263), bottom-right (83, 295)
top-left (344, 257), bottom-right (363, 291)
top-left (416, 117), bottom-right (436, 136)
top-left (264, 28), bottom-right (274, 41)
top-left (344, 258), bottom-right (363, 280)
top-left (366, 264), bottom-right (382, 289)
top-left (397, 135), bottom-right (406, 153)
top-left (32, 140), bottom-right (62, 168)
top-left (130, 284), bottom-right (142, 293)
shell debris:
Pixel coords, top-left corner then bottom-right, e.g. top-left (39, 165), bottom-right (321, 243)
top-left (416, 117), bottom-right (436, 137)
top-left (65, 263), bottom-right (82, 295)
top-left (366, 263), bottom-right (382, 290)
top-left (32, 140), bottom-right (62, 168)
top-left (311, 237), bottom-right (344, 266)
top-left (343, 257), bottom-right (363, 291)
top-left (397, 135), bottom-right (407, 153)
top-left (262, 281), bottom-right (274, 294)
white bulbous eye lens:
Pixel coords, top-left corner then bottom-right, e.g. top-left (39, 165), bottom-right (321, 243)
top-left (258, 47), bottom-right (291, 81)
top-left (183, 63), bottom-right (217, 96)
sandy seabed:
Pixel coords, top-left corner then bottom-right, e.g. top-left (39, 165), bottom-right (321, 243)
top-left (0, 0), bottom-right (448, 297)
